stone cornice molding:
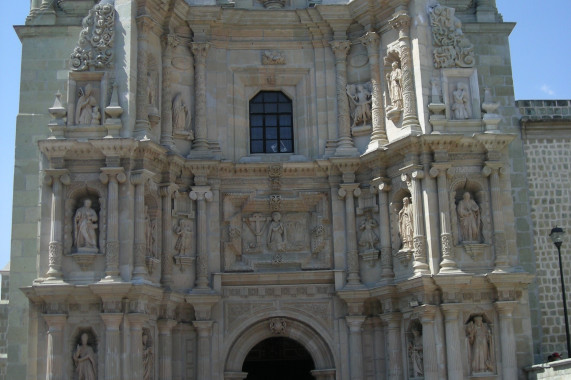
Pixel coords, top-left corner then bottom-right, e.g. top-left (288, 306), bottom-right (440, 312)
top-left (91, 139), bottom-right (138, 159)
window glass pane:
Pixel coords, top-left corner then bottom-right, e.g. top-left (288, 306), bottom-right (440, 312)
top-left (251, 141), bottom-right (264, 153)
top-left (251, 94), bottom-right (263, 103)
top-left (280, 127), bottom-right (292, 139)
top-left (266, 140), bottom-right (278, 153)
top-left (251, 127), bottom-right (263, 139)
top-left (280, 140), bottom-right (293, 153)
top-left (251, 115), bottom-right (264, 127)
top-left (266, 127), bottom-right (278, 139)
top-left (279, 115), bottom-right (291, 126)
top-left (250, 104), bottom-right (264, 113)
top-left (265, 115), bottom-right (277, 126)
top-left (278, 93), bottom-right (289, 102)
top-left (264, 103), bottom-right (277, 113)
top-left (278, 103), bottom-right (292, 113)
top-left (264, 92), bottom-right (278, 102)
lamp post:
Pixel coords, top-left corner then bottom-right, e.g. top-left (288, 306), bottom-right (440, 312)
top-left (550, 226), bottom-right (571, 357)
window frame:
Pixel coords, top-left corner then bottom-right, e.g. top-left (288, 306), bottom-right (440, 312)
top-left (249, 91), bottom-right (294, 154)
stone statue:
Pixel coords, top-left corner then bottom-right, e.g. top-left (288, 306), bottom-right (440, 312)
top-left (174, 219), bottom-right (192, 256)
top-left (452, 83), bottom-right (471, 119)
top-left (91, 106), bottom-right (101, 125)
top-left (457, 192), bottom-right (481, 242)
top-left (267, 212), bottom-right (286, 252)
top-left (172, 93), bottom-right (189, 133)
top-left (387, 61), bottom-right (403, 110)
top-left (145, 206), bottom-right (157, 258)
top-left (74, 199), bottom-right (98, 250)
top-left (358, 217), bottom-right (379, 251)
top-left (408, 325), bottom-right (424, 377)
top-left (466, 315), bottom-right (494, 373)
top-left (143, 331), bottom-right (153, 380)
top-left (75, 84), bottom-right (98, 125)
top-left (398, 197), bottom-right (414, 250)
top-left (346, 83), bottom-right (372, 129)
top-left (73, 333), bottom-right (96, 380)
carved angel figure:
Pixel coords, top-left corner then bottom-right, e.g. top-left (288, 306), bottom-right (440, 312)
top-left (174, 219), bottom-right (193, 256)
top-left (386, 61), bottom-right (403, 110)
top-left (452, 83), bottom-right (471, 119)
top-left (457, 192), bottom-right (481, 242)
top-left (74, 199), bottom-right (98, 250)
top-left (398, 197), bottom-right (414, 250)
top-left (73, 333), bottom-right (96, 380)
top-left (466, 316), bottom-right (494, 373)
top-left (172, 93), bottom-right (189, 133)
top-left (359, 217), bottom-right (379, 251)
top-left (346, 83), bottom-right (372, 129)
top-left (75, 84), bottom-right (98, 125)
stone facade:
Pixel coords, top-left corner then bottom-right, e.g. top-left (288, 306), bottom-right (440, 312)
top-left (8, 1), bottom-right (541, 379)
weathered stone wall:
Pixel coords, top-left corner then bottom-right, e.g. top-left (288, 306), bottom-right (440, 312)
top-left (526, 359), bottom-right (571, 380)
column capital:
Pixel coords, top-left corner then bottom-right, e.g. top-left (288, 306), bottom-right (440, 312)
top-left (482, 162), bottom-right (505, 177)
top-left (192, 320), bottom-right (214, 336)
top-left (345, 315), bottom-right (366, 332)
top-left (100, 313), bottom-right (123, 330)
top-left (429, 163), bottom-right (451, 178)
top-left (420, 304), bottom-right (438, 322)
top-left (130, 169), bottom-right (153, 185)
top-left (190, 186), bottom-right (213, 202)
top-left (371, 177), bottom-right (391, 192)
top-left (43, 169), bottom-right (70, 186)
top-left (358, 32), bottom-right (379, 53)
top-left (329, 40), bottom-right (351, 60)
top-left (100, 167), bottom-right (127, 184)
top-left (440, 303), bottom-right (464, 320)
top-left (338, 183), bottom-right (361, 199)
top-left (43, 313), bottom-right (67, 329)
top-left (162, 33), bottom-right (182, 50)
top-left (160, 183), bottom-right (178, 197)
top-left (191, 42), bottom-right (210, 62)
top-left (389, 10), bottom-right (411, 37)
top-left (379, 311), bottom-right (402, 327)
top-left (494, 300), bottom-right (517, 316)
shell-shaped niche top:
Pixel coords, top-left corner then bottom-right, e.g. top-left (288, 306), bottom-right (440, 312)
top-left (70, 1), bottom-right (115, 72)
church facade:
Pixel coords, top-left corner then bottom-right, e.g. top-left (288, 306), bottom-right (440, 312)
top-left (8, 0), bottom-right (540, 379)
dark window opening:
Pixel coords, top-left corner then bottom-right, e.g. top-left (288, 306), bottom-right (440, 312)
top-left (250, 91), bottom-right (293, 154)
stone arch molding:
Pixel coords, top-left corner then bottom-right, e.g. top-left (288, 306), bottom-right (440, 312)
top-left (224, 315), bottom-right (337, 374)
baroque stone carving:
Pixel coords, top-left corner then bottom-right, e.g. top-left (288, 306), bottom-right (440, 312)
top-left (429, 4), bottom-right (475, 68)
top-left (451, 83), bottom-right (472, 119)
top-left (358, 216), bottom-right (379, 252)
top-left (172, 93), bottom-right (192, 138)
top-left (269, 318), bottom-right (287, 334)
top-left (262, 50), bottom-right (285, 65)
top-left (386, 61), bottom-right (403, 112)
top-left (70, 3), bottom-right (115, 71)
top-left (398, 197), bottom-right (414, 251)
top-left (73, 332), bottom-right (97, 380)
top-left (466, 315), bottom-right (495, 374)
top-left (75, 84), bottom-right (99, 125)
top-left (267, 212), bottom-right (286, 252)
top-left (143, 330), bottom-right (154, 380)
top-left (174, 219), bottom-right (193, 256)
top-left (346, 82), bottom-right (372, 135)
top-left (408, 321), bottom-right (423, 378)
top-left (74, 198), bottom-right (98, 252)
top-left (457, 192), bottom-right (481, 242)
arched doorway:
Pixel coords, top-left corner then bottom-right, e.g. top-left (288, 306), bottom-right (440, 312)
top-left (242, 337), bottom-right (315, 380)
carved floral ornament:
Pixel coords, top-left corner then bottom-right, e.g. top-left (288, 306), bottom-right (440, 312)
top-left (429, 4), bottom-right (475, 68)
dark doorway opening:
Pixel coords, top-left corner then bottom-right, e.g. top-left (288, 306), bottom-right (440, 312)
top-left (242, 337), bottom-right (315, 380)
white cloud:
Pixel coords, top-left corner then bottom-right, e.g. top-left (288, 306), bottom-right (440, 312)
top-left (540, 84), bottom-right (556, 96)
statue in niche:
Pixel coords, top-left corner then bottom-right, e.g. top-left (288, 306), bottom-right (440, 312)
top-left (74, 199), bottom-right (98, 251)
top-left (452, 83), bottom-right (471, 119)
top-left (386, 61), bottom-right (403, 110)
top-left (174, 219), bottom-right (192, 256)
top-left (466, 315), bottom-right (494, 373)
top-left (267, 212), bottom-right (286, 252)
top-left (408, 324), bottom-right (424, 377)
top-left (346, 83), bottom-right (372, 130)
top-left (145, 206), bottom-right (157, 258)
top-left (172, 93), bottom-right (189, 133)
top-left (75, 84), bottom-right (98, 125)
top-left (457, 192), bottom-right (481, 242)
top-left (73, 332), bottom-right (96, 380)
top-left (358, 216), bottom-right (379, 251)
top-left (142, 330), bottom-right (153, 380)
top-left (398, 197), bottom-right (414, 250)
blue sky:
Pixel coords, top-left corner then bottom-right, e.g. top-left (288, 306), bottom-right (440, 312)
top-left (0, 1), bottom-right (569, 270)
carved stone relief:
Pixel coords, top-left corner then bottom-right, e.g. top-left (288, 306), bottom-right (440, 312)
top-left (75, 84), bottom-right (100, 126)
top-left (73, 330), bottom-right (97, 380)
top-left (465, 314), bottom-right (495, 375)
top-left (407, 320), bottom-right (423, 378)
top-left (269, 318), bottom-right (287, 335)
top-left (386, 61), bottom-right (403, 113)
top-left (262, 50), bottom-right (286, 65)
top-left (346, 82), bottom-right (372, 136)
top-left (358, 216), bottom-right (379, 253)
top-left (70, 3), bottom-right (115, 71)
top-left (74, 198), bottom-right (99, 253)
top-left (398, 197), bottom-right (414, 252)
top-left (451, 82), bottom-right (472, 119)
top-left (429, 4), bottom-right (475, 68)
top-left (172, 93), bottom-right (193, 139)
top-left (456, 191), bottom-right (481, 242)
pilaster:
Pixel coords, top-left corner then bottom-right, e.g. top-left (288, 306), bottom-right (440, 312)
top-left (44, 169), bottom-right (70, 280)
top-left (158, 319), bottom-right (178, 380)
top-left (190, 42), bottom-right (211, 154)
top-left (100, 313), bottom-right (123, 380)
top-left (495, 301), bottom-right (518, 379)
top-left (372, 177), bottom-right (394, 281)
top-left (440, 304), bottom-right (464, 379)
top-left (43, 314), bottom-right (67, 380)
top-left (380, 312), bottom-right (403, 380)
top-left (192, 320), bottom-right (214, 380)
top-left (190, 186), bottom-right (213, 289)
top-left (346, 315), bottom-right (366, 380)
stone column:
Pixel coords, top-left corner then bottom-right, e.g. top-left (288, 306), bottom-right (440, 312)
top-left (359, 32), bottom-right (388, 151)
top-left (160, 184), bottom-right (176, 287)
top-left (100, 313), bottom-right (123, 380)
top-left (373, 178), bottom-right (394, 280)
top-left (346, 316), bottom-right (366, 380)
top-left (389, 11), bottom-right (420, 132)
top-left (135, 16), bottom-right (153, 140)
top-left (45, 170), bottom-right (70, 280)
top-left (403, 171), bottom-right (430, 274)
top-left (161, 34), bottom-right (178, 149)
top-left (440, 305), bottom-right (463, 380)
top-left (100, 168), bottom-right (126, 281)
top-left (329, 40), bottom-right (357, 156)
top-left (380, 312), bottom-right (403, 380)
top-left (128, 314), bottom-right (147, 380)
top-left (190, 43), bottom-right (210, 153)
top-left (43, 314), bottom-right (67, 380)
top-left (420, 305), bottom-right (439, 380)
top-left (483, 164), bottom-right (508, 270)
top-left (131, 173), bottom-right (148, 281)
top-left (372, 317), bottom-right (386, 380)
top-left (430, 165), bottom-right (458, 272)
top-left (338, 184), bottom-right (362, 286)
top-left (495, 301), bottom-right (518, 379)
top-left (190, 186), bottom-right (213, 289)
top-left (158, 319), bottom-right (178, 380)
top-left (193, 320), bottom-right (214, 380)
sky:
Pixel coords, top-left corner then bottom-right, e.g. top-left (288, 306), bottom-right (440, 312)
top-left (0, 1), bottom-right (569, 270)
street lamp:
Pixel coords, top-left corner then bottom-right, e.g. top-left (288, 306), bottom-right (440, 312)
top-left (550, 226), bottom-right (571, 358)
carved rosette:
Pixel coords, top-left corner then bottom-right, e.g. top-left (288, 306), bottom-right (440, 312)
top-left (269, 318), bottom-right (287, 335)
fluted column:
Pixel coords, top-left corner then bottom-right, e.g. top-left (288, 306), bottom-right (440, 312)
top-left (441, 305), bottom-right (463, 380)
top-left (128, 314), bottom-right (147, 380)
top-left (329, 40), bottom-right (357, 156)
top-left (161, 185), bottom-right (176, 287)
top-left (360, 32), bottom-right (388, 150)
top-left (483, 164), bottom-right (508, 270)
top-left (495, 301), bottom-right (518, 379)
top-left (161, 34), bottom-right (178, 149)
top-left (191, 43), bottom-right (210, 153)
top-left (135, 16), bottom-right (153, 139)
top-left (420, 305), bottom-right (439, 380)
top-left (45, 170), bottom-right (70, 280)
top-left (100, 313), bottom-right (123, 380)
top-left (43, 314), bottom-right (67, 380)
top-left (193, 320), bottom-right (213, 380)
top-left (346, 316), bottom-right (366, 380)
top-left (430, 165), bottom-right (458, 272)
top-left (403, 171), bottom-right (430, 274)
top-left (339, 184), bottom-right (362, 286)
top-left (158, 319), bottom-right (178, 380)
top-left (190, 186), bottom-right (213, 289)
top-left (389, 11), bottom-right (420, 132)
top-left (380, 312), bottom-right (403, 380)
top-left (373, 178), bottom-right (394, 280)
top-left (131, 173), bottom-right (148, 281)
top-left (100, 168), bottom-right (126, 281)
